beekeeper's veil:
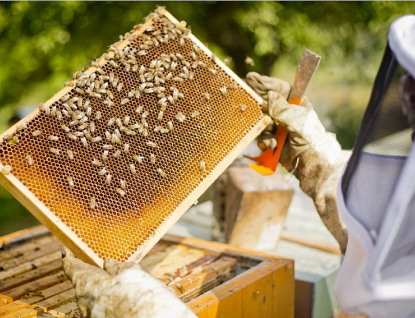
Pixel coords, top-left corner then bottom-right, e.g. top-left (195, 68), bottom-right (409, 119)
top-left (334, 15), bottom-right (415, 318)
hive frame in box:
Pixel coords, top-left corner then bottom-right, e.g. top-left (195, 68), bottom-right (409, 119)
top-left (0, 8), bottom-right (269, 267)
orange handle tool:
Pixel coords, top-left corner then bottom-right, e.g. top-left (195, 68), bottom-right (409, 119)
top-left (247, 49), bottom-right (321, 175)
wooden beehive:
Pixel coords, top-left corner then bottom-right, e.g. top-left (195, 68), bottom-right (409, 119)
top-left (0, 7), bottom-right (268, 266)
top-left (0, 226), bottom-right (294, 318)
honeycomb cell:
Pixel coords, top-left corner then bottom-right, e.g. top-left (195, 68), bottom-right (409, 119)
top-left (0, 7), bottom-right (264, 264)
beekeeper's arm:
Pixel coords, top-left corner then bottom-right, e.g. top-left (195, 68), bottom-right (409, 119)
top-left (62, 248), bottom-right (196, 318)
top-left (247, 73), bottom-right (350, 254)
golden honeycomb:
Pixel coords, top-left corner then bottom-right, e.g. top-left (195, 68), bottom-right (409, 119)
top-left (0, 8), bottom-right (266, 266)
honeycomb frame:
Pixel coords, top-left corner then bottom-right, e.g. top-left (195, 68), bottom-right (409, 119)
top-left (0, 8), bottom-right (268, 267)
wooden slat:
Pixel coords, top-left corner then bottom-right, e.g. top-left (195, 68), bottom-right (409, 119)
top-left (0, 241), bottom-right (62, 271)
top-left (4, 271), bottom-right (67, 300)
top-left (0, 250), bottom-right (61, 281)
top-left (19, 281), bottom-right (73, 305)
top-left (0, 294), bottom-right (12, 308)
top-left (0, 226), bottom-right (49, 247)
top-left (0, 235), bottom-right (58, 262)
top-left (3, 307), bottom-right (37, 318)
top-left (146, 246), bottom-right (205, 279)
top-left (35, 289), bottom-right (75, 312)
top-left (168, 256), bottom-right (237, 298)
top-left (0, 300), bottom-right (30, 317)
top-left (0, 260), bottom-right (62, 293)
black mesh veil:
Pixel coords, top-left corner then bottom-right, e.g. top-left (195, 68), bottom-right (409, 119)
top-left (341, 44), bottom-right (412, 199)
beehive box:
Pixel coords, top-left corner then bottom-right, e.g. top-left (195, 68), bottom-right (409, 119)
top-left (0, 7), bottom-right (268, 266)
top-left (0, 226), bottom-right (294, 318)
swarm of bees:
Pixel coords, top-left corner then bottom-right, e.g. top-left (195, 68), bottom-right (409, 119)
top-left (2, 7), bottom-right (249, 211)
top-left (0, 7), bottom-right (263, 263)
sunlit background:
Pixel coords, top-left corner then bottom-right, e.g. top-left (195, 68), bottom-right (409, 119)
top-left (0, 1), bottom-right (413, 235)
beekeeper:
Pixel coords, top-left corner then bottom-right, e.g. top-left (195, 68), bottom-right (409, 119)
top-left (62, 14), bottom-right (415, 318)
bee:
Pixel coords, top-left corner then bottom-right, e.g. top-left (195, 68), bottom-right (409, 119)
top-left (98, 167), bottom-right (107, 176)
top-left (67, 133), bottom-right (77, 141)
top-left (150, 153), bottom-right (156, 164)
top-left (103, 98), bottom-right (114, 108)
top-left (102, 150), bottom-right (108, 161)
top-left (90, 197), bottom-right (96, 209)
top-left (69, 119), bottom-right (78, 126)
top-left (49, 148), bottom-right (60, 155)
top-left (167, 121), bottom-right (173, 131)
top-left (146, 141), bottom-right (158, 148)
top-left (200, 161), bottom-right (206, 171)
top-left (47, 134), bottom-right (59, 141)
top-left (121, 98), bottom-right (129, 105)
top-left (240, 104), bottom-right (247, 112)
top-left (171, 61), bottom-right (177, 71)
top-left (176, 112), bottom-right (186, 123)
top-left (106, 89), bottom-right (114, 100)
top-left (78, 123), bottom-right (88, 131)
top-left (124, 116), bottom-right (130, 125)
top-left (56, 110), bottom-right (63, 121)
top-left (78, 116), bottom-right (88, 125)
top-left (193, 44), bottom-right (200, 54)
top-left (133, 155), bottom-right (144, 163)
top-left (160, 128), bottom-right (170, 134)
top-left (157, 168), bottom-right (166, 177)
top-left (154, 126), bottom-right (162, 133)
top-left (12, 135), bottom-right (19, 144)
top-left (173, 77), bottom-right (183, 83)
top-left (120, 179), bottom-right (126, 190)
top-left (198, 61), bottom-right (207, 68)
top-left (67, 176), bottom-right (74, 188)
top-left (130, 164), bottom-right (136, 174)
top-left (26, 154), bottom-right (34, 166)
top-left (158, 97), bottom-right (167, 106)
top-left (77, 97), bottom-right (83, 108)
top-left (91, 136), bottom-right (102, 143)
top-left (157, 111), bottom-right (164, 121)
top-left (61, 94), bottom-right (70, 102)
top-left (108, 118), bottom-right (116, 126)
top-left (192, 62), bottom-right (198, 69)
top-left (125, 64), bottom-right (131, 72)
top-left (73, 131), bottom-right (84, 137)
top-left (208, 68), bottom-right (217, 75)
top-left (176, 284), bottom-right (185, 293)
top-left (142, 111), bottom-right (149, 119)
top-left (92, 158), bottom-right (102, 167)
top-left (113, 149), bottom-right (121, 158)
top-left (67, 150), bottom-right (74, 160)
top-left (138, 50), bottom-right (147, 56)
top-left (86, 107), bottom-right (92, 117)
top-left (144, 88), bottom-right (154, 94)
top-left (165, 72), bottom-right (172, 81)
top-left (109, 60), bottom-right (119, 68)
top-left (84, 131), bottom-right (92, 141)
top-left (176, 53), bottom-right (184, 60)
top-left (168, 95), bottom-right (175, 105)
top-left (135, 90), bottom-right (141, 99)
top-left (124, 144), bottom-right (130, 153)
top-left (220, 87), bottom-right (227, 96)
top-left (81, 137), bottom-right (88, 148)
top-left (106, 173), bottom-right (112, 185)
top-left (61, 125), bottom-right (71, 133)
top-left (191, 111), bottom-right (200, 118)
top-left (32, 130), bottom-right (42, 137)
top-left (95, 111), bottom-right (102, 121)
top-left (116, 188), bottom-right (125, 197)
top-left (188, 72), bottom-right (194, 81)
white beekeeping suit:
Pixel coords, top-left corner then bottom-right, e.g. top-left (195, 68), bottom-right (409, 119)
top-left (335, 15), bottom-right (415, 317)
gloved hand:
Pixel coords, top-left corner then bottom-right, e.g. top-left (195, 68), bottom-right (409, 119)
top-left (62, 248), bottom-right (196, 318)
top-left (246, 72), bottom-right (350, 254)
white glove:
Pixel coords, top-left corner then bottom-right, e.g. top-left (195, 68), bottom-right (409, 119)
top-left (62, 248), bottom-right (196, 318)
top-left (247, 72), bottom-right (350, 254)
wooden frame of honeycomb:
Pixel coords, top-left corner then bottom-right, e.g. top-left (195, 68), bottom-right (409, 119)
top-left (0, 8), bottom-right (269, 267)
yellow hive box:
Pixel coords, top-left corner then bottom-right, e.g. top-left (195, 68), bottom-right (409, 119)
top-left (0, 8), bottom-right (268, 266)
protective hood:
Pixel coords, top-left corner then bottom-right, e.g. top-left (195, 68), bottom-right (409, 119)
top-left (335, 15), bottom-right (415, 318)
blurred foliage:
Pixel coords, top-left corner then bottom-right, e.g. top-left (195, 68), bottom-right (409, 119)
top-left (0, 1), bottom-right (414, 234)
